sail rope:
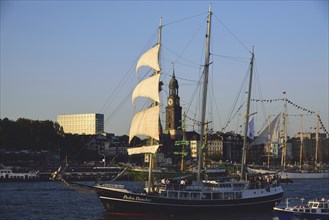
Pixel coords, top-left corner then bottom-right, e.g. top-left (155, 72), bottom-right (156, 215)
top-left (221, 65), bottom-right (250, 132)
top-left (104, 69), bottom-right (155, 129)
top-left (161, 12), bottom-right (207, 72)
top-left (162, 44), bottom-right (202, 68)
top-left (253, 61), bottom-right (268, 129)
top-left (209, 64), bottom-right (222, 131)
top-left (211, 53), bottom-right (249, 63)
top-left (104, 92), bottom-right (132, 127)
top-left (162, 12), bottom-right (207, 27)
top-left (99, 30), bottom-right (158, 115)
top-left (221, 103), bottom-right (245, 132)
top-left (213, 13), bottom-right (251, 54)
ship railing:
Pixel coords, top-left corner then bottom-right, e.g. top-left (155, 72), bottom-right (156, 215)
top-left (246, 180), bottom-right (278, 190)
top-left (162, 189), bottom-right (243, 200)
top-left (151, 182), bottom-right (190, 191)
top-left (102, 183), bottom-right (125, 189)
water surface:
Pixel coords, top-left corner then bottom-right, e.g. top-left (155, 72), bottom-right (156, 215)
top-left (1, 179), bottom-right (328, 220)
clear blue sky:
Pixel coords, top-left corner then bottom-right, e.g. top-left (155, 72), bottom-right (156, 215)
top-left (1, 1), bottom-right (328, 137)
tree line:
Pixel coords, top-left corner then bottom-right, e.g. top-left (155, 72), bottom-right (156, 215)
top-left (0, 118), bottom-right (87, 153)
top-left (1, 118), bottom-right (148, 163)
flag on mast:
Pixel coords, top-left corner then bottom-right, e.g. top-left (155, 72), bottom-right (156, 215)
top-left (248, 117), bottom-right (255, 140)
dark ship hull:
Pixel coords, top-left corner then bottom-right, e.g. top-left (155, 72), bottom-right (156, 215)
top-left (94, 184), bottom-right (283, 215)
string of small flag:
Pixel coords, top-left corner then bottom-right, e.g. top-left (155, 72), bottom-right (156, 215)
top-left (251, 98), bottom-right (316, 114)
top-left (251, 98), bottom-right (284, 103)
top-left (287, 114), bottom-right (310, 116)
top-left (286, 99), bottom-right (316, 114)
top-left (251, 98), bottom-right (328, 136)
top-left (318, 114), bottom-right (328, 135)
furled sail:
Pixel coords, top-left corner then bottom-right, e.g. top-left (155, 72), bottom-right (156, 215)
top-left (129, 105), bottom-right (160, 143)
top-left (132, 74), bottom-right (160, 105)
top-left (127, 144), bottom-right (160, 155)
top-left (136, 44), bottom-right (160, 74)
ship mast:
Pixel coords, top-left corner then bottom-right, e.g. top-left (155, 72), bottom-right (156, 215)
top-left (281, 91), bottom-right (288, 170)
top-left (315, 111), bottom-right (319, 166)
top-left (299, 114), bottom-right (304, 170)
top-left (197, 6), bottom-right (212, 183)
top-left (240, 47), bottom-right (254, 179)
top-left (147, 17), bottom-right (162, 193)
top-left (267, 115), bottom-right (272, 169)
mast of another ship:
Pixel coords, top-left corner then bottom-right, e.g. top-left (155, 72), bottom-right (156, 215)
top-left (267, 115), bottom-right (272, 169)
top-left (315, 111), bottom-right (319, 166)
top-left (240, 47), bottom-right (254, 180)
top-left (281, 91), bottom-right (288, 170)
top-left (197, 6), bottom-right (212, 183)
top-left (299, 114), bottom-right (304, 170)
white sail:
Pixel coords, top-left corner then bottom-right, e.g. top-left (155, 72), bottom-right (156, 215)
top-left (129, 105), bottom-right (160, 143)
top-left (127, 144), bottom-right (160, 155)
top-left (132, 74), bottom-right (160, 105)
top-left (136, 44), bottom-right (160, 74)
top-left (253, 113), bottom-right (281, 146)
top-left (271, 113), bottom-right (282, 143)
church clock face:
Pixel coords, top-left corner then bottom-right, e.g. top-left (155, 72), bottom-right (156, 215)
top-left (168, 98), bottom-right (173, 106)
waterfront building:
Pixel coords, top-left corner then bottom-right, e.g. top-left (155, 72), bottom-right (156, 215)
top-left (221, 132), bottom-right (243, 163)
top-left (78, 133), bottom-right (128, 161)
top-left (291, 132), bottom-right (328, 163)
top-left (106, 134), bottom-right (128, 157)
top-left (207, 134), bottom-right (224, 160)
top-left (57, 113), bottom-right (104, 135)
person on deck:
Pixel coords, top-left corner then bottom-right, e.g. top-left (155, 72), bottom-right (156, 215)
top-left (180, 179), bottom-right (186, 190)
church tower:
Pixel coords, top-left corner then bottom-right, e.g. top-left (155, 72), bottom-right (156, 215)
top-left (165, 70), bottom-right (182, 139)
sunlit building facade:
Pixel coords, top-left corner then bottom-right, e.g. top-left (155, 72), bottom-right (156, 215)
top-left (57, 113), bottom-right (104, 135)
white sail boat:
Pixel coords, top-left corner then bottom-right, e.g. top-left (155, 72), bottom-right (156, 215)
top-left (247, 113), bottom-right (282, 175)
top-left (93, 7), bottom-right (283, 215)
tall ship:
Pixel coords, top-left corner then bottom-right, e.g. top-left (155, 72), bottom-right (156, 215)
top-left (93, 7), bottom-right (283, 215)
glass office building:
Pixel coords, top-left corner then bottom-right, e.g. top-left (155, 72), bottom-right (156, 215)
top-left (57, 113), bottom-right (104, 135)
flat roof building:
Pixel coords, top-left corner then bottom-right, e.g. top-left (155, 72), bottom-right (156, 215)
top-left (57, 113), bottom-right (104, 135)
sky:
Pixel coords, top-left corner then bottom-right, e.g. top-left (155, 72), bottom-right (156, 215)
top-left (1, 1), bottom-right (328, 137)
